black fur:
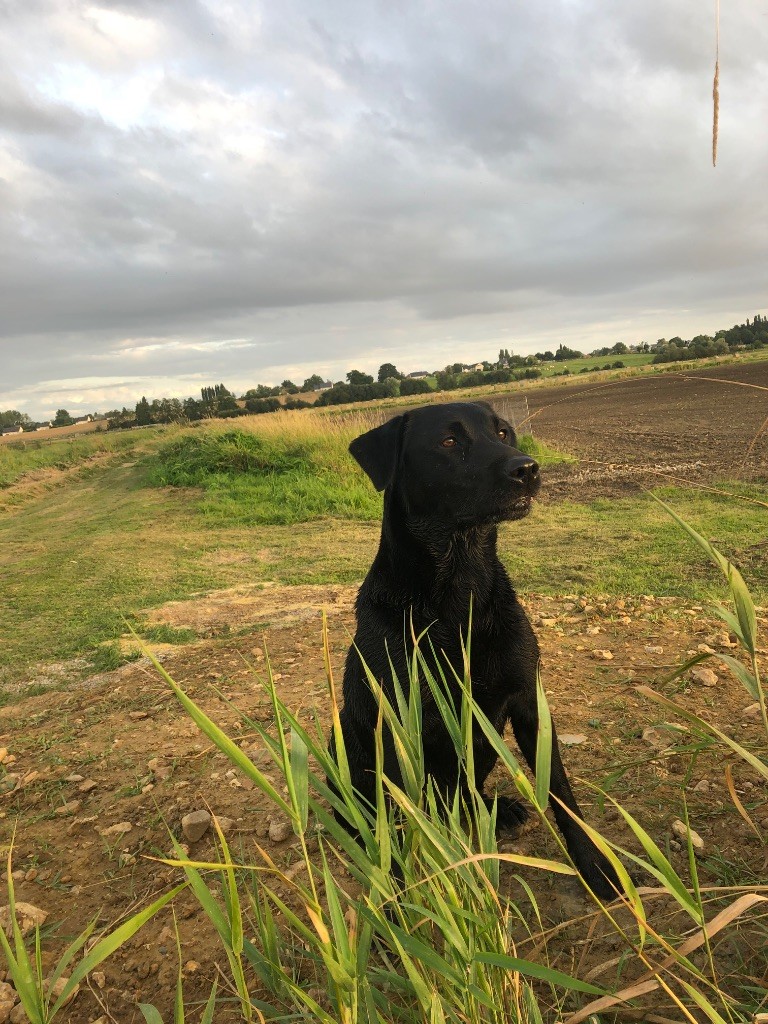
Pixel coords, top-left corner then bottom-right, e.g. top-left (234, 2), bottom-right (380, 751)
top-left (332, 400), bottom-right (620, 899)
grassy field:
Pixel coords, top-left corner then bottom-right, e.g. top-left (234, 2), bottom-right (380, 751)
top-left (1, 408), bottom-right (765, 689)
top-left (536, 351), bottom-right (654, 376)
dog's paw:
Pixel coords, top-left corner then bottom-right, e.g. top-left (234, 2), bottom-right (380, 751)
top-left (578, 852), bottom-right (623, 902)
top-left (491, 795), bottom-right (530, 833)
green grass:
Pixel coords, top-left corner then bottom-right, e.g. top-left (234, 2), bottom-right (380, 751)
top-left (1, 414), bottom-right (765, 689)
top-left (145, 427), bottom-right (571, 526)
top-left (536, 352), bottom-right (654, 376)
top-left (0, 430), bottom-right (146, 490)
top-left (503, 482), bottom-right (768, 596)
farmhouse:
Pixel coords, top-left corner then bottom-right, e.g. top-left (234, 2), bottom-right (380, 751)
top-left (1, 425), bottom-right (24, 435)
top-left (407, 370), bottom-right (430, 379)
top-left (315, 380), bottom-right (333, 391)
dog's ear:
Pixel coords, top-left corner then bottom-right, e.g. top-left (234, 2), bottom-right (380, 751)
top-left (349, 415), bottom-right (404, 491)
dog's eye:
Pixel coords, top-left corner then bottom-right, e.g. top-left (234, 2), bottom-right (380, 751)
top-left (441, 436), bottom-right (457, 448)
top-left (497, 429), bottom-right (508, 440)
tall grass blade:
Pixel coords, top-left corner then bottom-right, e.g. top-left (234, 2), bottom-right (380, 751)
top-left (534, 668), bottom-right (552, 812)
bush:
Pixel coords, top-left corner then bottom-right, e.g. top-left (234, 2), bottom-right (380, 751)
top-left (148, 430), bottom-right (309, 484)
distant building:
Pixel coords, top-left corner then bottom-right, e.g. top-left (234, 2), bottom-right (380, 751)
top-left (462, 363), bottom-right (484, 372)
top-left (408, 370), bottom-right (430, 379)
top-left (1, 425), bottom-right (23, 435)
top-left (316, 380), bottom-right (333, 391)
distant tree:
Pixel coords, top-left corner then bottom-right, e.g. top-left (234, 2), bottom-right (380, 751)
top-left (302, 374), bottom-right (325, 392)
top-left (281, 379), bottom-right (300, 394)
top-left (135, 396), bottom-right (151, 426)
top-left (534, 351), bottom-right (555, 362)
top-left (400, 378), bottom-right (432, 396)
top-left (611, 342), bottom-right (629, 355)
top-left (347, 369), bottom-right (374, 386)
top-left (244, 385), bottom-right (279, 400)
top-left (53, 409), bottom-right (74, 427)
top-left (554, 344), bottom-right (583, 361)
top-left (0, 409), bottom-right (31, 428)
top-left (377, 362), bottom-right (402, 383)
top-left (435, 370), bottom-right (460, 391)
top-left (380, 377), bottom-right (400, 397)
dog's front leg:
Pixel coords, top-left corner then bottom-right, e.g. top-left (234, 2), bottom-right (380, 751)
top-left (508, 695), bottom-right (622, 900)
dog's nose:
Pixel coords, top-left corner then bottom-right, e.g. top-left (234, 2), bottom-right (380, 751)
top-left (507, 455), bottom-right (540, 486)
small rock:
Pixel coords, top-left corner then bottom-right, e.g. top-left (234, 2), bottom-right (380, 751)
top-left (24, 868), bottom-right (38, 882)
top-left (183, 960), bottom-right (200, 974)
top-left (690, 667), bottom-right (718, 687)
top-left (54, 800), bottom-right (81, 817)
top-left (147, 757), bottom-right (173, 781)
top-left (540, 617), bottom-right (558, 627)
top-left (99, 822), bottom-right (133, 837)
top-left (697, 644), bottom-right (716, 655)
top-left (129, 711), bottom-right (148, 720)
top-left (181, 809), bottom-right (211, 843)
top-left (641, 727), bottom-right (668, 749)
top-left (0, 980), bottom-right (18, 1016)
top-left (92, 972), bottom-right (106, 989)
top-left (268, 818), bottom-right (292, 843)
top-left (592, 650), bottom-right (614, 661)
top-left (10, 1004), bottom-right (28, 1024)
top-left (742, 703), bottom-right (762, 720)
top-left (0, 775), bottom-right (19, 796)
top-left (671, 819), bottom-right (704, 853)
top-left (644, 645), bottom-right (664, 655)
top-left (64, 773), bottom-right (84, 783)
top-left (0, 902), bottom-right (48, 939)
top-left (77, 780), bottom-right (97, 793)
top-left (214, 816), bottom-right (235, 832)
top-left (559, 733), bottom-right (587, 746)
top-left (46, 976), bottom-right (78, 1007)
top-left (692, 779), bottom-right (711, 793)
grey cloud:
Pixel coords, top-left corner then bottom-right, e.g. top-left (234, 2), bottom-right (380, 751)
top-left (0, 0), bottom-right (766, 418)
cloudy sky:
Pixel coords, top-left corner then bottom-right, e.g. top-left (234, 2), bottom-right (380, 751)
top-left (1, 1), bottom-right (766, 419)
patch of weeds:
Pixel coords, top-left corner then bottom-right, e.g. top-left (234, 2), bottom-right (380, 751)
top-left (701, 851), bottom-right (762, 887)
top-left (88, 641), bottom-right (140, 673)
top-left (138, 623), bottom-right (198, 644)
top-left (0, 684), bottom-right (63, 709)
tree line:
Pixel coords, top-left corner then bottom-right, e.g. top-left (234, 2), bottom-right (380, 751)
top-left (3, 315), bottom-right (765, 431)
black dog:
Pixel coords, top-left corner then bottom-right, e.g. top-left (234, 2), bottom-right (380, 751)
top-left (333, 400), bottom-right (620, 899)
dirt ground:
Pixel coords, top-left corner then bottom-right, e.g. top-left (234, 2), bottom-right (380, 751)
top-left (1, 584), bottom-right (766, 1022)
top-left (1, 360), bottom-right (767, 1021)
top-left (521, 360), bottom-right (768, 499)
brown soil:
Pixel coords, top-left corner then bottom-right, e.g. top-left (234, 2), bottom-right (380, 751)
top-left (523, 361), bottom-right (768, 500)
top-left (2, 585), bottom-right (766, 1021)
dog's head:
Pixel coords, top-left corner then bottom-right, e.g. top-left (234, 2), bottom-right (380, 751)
top-left (349, 401), bottom-right (541, 527)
